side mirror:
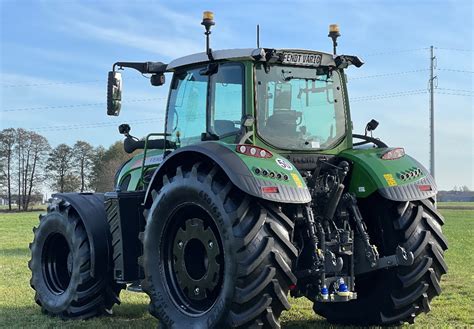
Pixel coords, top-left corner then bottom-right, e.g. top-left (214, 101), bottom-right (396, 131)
top-left (107, 71), bottom-right (122, 116)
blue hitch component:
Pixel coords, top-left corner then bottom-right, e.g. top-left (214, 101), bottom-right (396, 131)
top-left (337, 278), bottom-right (350, 297)
top-left (321, 285), bottom-right (329, 300)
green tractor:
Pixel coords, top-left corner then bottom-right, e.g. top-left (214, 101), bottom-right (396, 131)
top-left (29, 12), bottom-right (447, 328)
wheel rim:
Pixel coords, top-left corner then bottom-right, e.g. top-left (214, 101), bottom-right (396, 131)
top-left (163, 205), bottom-right (224, 314)
top-left (42, 233), bottom-right (72, 294)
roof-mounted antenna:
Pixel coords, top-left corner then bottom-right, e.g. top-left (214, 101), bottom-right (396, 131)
top-left (256, 24), bottom-right (260, 48)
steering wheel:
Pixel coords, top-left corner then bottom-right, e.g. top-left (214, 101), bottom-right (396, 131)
top-left (353, 134), bottom-right (387, 148)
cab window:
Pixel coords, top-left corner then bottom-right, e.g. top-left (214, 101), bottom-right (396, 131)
top-left (166, 63), bottom-right (245, 146)
top-left (166, 67), bottom-right (207, 146)
top-left (209, 63), bottom-right (244, 137)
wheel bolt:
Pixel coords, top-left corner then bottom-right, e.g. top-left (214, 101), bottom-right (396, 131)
top-left (194, 287), bottom-right (200, 295)
top-left (208, 241), bottom-right (214, 249)
top-left (178, 241), bottom-right (183, 248)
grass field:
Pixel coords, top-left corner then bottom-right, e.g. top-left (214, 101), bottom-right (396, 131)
top-left (1, 205), bottom-right (473, 328)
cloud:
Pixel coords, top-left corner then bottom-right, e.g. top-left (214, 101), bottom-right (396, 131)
top-left (41, 1), bottom-right (203, 60)
top-left (69, 21), bottom-right (202, 59)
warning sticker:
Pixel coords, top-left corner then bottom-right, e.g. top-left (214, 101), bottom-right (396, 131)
top-left (291, 173), bottom-right (303, 188)
top-left (383, 174), bottom-right (398, 187)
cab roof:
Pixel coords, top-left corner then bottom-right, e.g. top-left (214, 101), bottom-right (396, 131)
top-left (166, 48), bottom-right (336, 71)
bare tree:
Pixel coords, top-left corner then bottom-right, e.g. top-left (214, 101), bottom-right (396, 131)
top-left (73, 141), bottom-right (94, 192)
top-left (46, 144), bottom-right (79, 193)
top-left (5, 129), bottom-right (51, 211)
top-left (15, 128), bottom-right (28, 210)
top-left (23, 132), bottom-right (50, 210)
top-left (0, 128), bottom-right (16, 210)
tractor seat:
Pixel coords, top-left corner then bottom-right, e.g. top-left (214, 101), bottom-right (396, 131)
top-left (214, 120), bottom-right (239, 135)
top-left (265, 110), bottom-right (299, 136)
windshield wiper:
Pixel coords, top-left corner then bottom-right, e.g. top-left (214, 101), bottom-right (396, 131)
top-left (282, 72), bottom-right (332, 82)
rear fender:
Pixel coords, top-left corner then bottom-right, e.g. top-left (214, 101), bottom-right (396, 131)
top-left (340, 148), bottom-right (437, 201)
top-left (143, 142), bottom-right (311, 208)
top-left (52, 192), bottom-right (110, 278)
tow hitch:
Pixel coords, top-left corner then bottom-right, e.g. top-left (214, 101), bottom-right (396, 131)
top-left (355, 245), bottom-right (414, 275)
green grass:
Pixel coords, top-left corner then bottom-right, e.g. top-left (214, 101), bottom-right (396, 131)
top-left (1, 208), bottom-right (473, 328)
top-left (437, 202), bottom-right (474, 210)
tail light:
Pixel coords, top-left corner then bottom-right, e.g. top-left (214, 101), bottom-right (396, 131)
top-left (261, 186), bottom-right (279, 193)
top-left (418, 184), bottom-right (432, 191)
top-left (381, 147), bottom-right (405, 160)
top-left (236, 144), bottom-right (273, 158)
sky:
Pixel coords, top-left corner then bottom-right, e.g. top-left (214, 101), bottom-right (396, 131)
top-left (0, 0), bottom-right (472, 191)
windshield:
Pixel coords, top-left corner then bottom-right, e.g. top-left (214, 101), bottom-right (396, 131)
top-left (256, 64), bottom-right (346, 150)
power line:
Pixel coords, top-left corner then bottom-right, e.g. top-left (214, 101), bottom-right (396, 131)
top-left (1, 79), bottom-right (102, 88)
top-left (435, 47), bottom-right (473, 52)
top-left (0, 76), bottom-right (143, 88)
top-left (349, 69), bottom-right (429, 80)
top-left (1, 97), bottom-right (167, 112)
top-left (350, 89), bottom-right (427, 102)
top-left (437, 88), bottom-right (473, 93)
top-left (362, 48), bottom-right (430, 57)
top-left (435, 92), bottom-right (473, 97)
top-left (31, 118), bottom-right (165, 132)
top-left (437, 68), bottom-right (474, 74)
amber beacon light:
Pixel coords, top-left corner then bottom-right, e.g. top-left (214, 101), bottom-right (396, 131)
top-left (328, 24), bottom-right (341, 55)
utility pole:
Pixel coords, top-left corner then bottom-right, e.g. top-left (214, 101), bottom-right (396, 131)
top-left (429, 46), bottom-right (437, 178)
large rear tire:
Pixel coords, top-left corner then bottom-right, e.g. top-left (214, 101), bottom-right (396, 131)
top-left (141, 162), bottom-right (297, 328)
top-left (29, 198), bottom-right (123, 319)
top-left (313, 196), bottom-right (448, 325)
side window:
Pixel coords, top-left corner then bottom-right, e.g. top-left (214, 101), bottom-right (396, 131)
top-left (210, 63), bottom-right (244, 137)
top-left (166, 67), bottom-right (207, 146)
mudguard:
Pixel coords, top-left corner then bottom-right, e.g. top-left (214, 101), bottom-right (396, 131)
top-left (144, 141), bottom-right (311, 207)
top-left (340, 148), bottom-right (437, 201)
top-left (52, 192), bottom-right (111, 278)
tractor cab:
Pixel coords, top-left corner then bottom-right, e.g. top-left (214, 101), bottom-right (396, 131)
top-left (107, 28), bottom-right (364, 190)
top-left (107, 45), bottom-right (363, 191)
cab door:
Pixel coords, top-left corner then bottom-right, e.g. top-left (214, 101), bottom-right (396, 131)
top-left (165, 62), bottom-right (245, 147)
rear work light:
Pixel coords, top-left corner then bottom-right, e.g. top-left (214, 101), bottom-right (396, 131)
top-left (381, 147), bottom-right (405, 160)
top-left (236, 144), bottom-right (273, 158)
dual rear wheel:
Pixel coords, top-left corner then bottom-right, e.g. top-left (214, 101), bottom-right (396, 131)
top-left (29, 199), bottom-right (123, 319)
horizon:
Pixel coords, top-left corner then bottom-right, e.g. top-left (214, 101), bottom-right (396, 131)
top-left (1, 1), bottom-right (472, 190)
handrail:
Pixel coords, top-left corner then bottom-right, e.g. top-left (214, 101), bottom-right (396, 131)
top-left (140, 133), bottom-right (171, 186)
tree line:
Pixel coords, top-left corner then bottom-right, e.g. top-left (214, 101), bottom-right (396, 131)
top-left (0, 128), bottom-right (132, 211)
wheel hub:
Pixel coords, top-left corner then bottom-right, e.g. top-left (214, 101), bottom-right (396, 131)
top-left (172, 218), bottom-right (221, 301)
top-left (42, 233), bottom-right (72, 295)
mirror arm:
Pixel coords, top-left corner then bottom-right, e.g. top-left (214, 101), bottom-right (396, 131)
top-left (112, 61), bottom-right (167, 74)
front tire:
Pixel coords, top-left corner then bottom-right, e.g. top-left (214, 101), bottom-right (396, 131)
top-left (141, 162), bottom-right (297, 328)
top-left (313, 196), bottom-right (448, 325)
top-left (29, 198), bottom-right (123, 319)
